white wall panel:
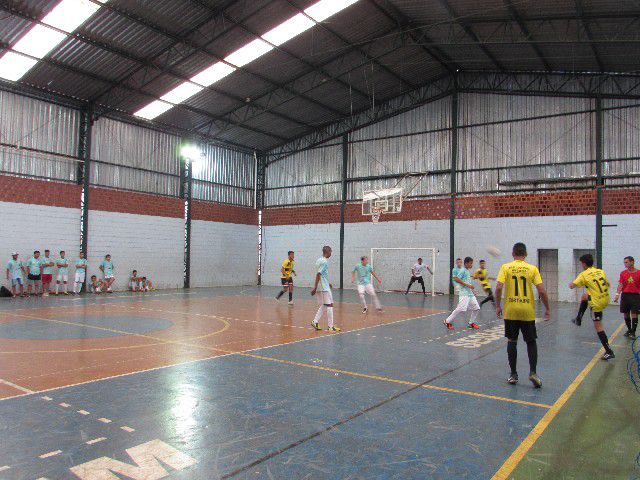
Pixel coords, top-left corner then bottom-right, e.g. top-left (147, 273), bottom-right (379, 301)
top-left (191, 221), bottom-right (257, 287)
top-left (262, 224), bottom-right (339, 288)
top-left (0, 201), bottom-right (80, 267)
top-left (88, 211), bottom-right (184, 290)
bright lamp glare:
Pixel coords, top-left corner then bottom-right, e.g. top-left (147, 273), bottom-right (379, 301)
top-left (224, 38), bottom-right (274, 67)
top-left (181, 145), bottom-right (202, 162)
top-left (262, 13), bottom-right (315, 46)
top-left (0, 52), bottom-right (39, 81)
top-left (42, 0), bottom-right (102, 33)
top-left (305, 0), bottom-right (360, 22)
top-left (134, 100), bottom-right (173, 120)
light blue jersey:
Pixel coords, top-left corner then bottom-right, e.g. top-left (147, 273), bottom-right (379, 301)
top-left (353, 263), bottom-right (373, 286)
top-left (7, 259), bottom-right (23, 279)
top-left (101, 260), bottom-right (114, 276)
top-left (76, 258), bottom-right (88, 270)
top-left (455, 267), bottom-right (475, 297)
top-left (56, 258), bottom-right (69, 275)
top-left (26, 257), bottom-right (42, 275)
top-left (316, 257), bottom-right (331, 292)
top-left (41, 257), bottom-right (54, 275)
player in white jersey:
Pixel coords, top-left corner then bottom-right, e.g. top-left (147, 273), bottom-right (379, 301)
top-left (405, 257), bottom-right (432, 295)
top-left (311, 246), bottom-right (341, 332)
top-left (73, 252), bottom-right (88, 294)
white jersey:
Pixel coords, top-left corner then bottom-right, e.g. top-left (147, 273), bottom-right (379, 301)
top-left (413, 263), bottom-right (428, 277)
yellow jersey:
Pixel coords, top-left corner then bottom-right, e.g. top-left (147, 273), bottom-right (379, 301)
top-left (497, 260), bottom-right (543, 321)
top-left (281, 259), bottom-right (295, 279)
top-left (573, 267), bottom-right (610, 313)
top-left (474, 268), bottom-right (491, 289)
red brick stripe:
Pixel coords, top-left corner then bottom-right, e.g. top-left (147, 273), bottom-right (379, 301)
top-left (0, 175), bottom-right (81, 209)
top-left (89, 187), bottom-right (184, 218)
top-left (191, 200), bottom-right (258, 225)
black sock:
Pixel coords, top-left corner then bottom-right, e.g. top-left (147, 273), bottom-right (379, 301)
top-left (526, 340), bottom-right (538, 374)
top-left (276, 290), bottom-right (285, 299)
top-left (406, 281), bottom-right (413, 294)
top-left (480, 294), bottom-right (493, 306)
top-left (288, 291), bottom-right (293, 301)
top-left (632, 317), bottom-right (638, 334)
top-left (597, 331), bottom-right (612, 353)
top-left (625, 315), bottom-right (632, 331)
top-left (576, 300), bottom-right (588, 320)
top-left (507, 341), bottom-right (518, 375)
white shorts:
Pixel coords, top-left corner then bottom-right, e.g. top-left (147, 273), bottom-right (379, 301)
top-left (456, 295), bottom-right (480, 311)
top-left (11, 277), bottom-right (23, 286)
top-left (57, 274), bottom-right (68, 283)
top-left (316, 289), bottom-right (333, 305)
top-left (130, 281), bottom-right (139, 289)
top-left (75, 271), bottom-right (86, 283)
top-left (357, 284), bottom-right (376, 296)
top-left (104, 274), bottom-right (114, 280)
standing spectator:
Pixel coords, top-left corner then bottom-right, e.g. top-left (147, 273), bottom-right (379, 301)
top-left (99, 254), bottom-right (115, 293)
top-left (73, 252), bottom-right (88, 294)
top-left (26, 251), bottom-right (42, 297)
top-left (41, 249), bottom-right (54, 297)
top-left (54, 251), bottom-right (70, 295)
top-left (6, 252), bottom-right (25, 297)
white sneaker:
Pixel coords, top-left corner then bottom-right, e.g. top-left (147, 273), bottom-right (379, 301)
top-left (42, 292), bottom-right (49, 297)
top-left (362, 307), bottom-right (368, 314)
top-left (288, 300), bottom-right (294, 306)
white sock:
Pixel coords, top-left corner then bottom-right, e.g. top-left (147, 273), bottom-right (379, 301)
top-left (358, 292), bottom-right (367, 308)
top-left (313, 305), bottom-right (326, 325)
top-left (55, 284), bottom-right (59, 294)
top-left (327, 307), bottom-right (334, 328)
top-left (372, 293), bottom-right (381, 310)
top-left (63, 283), bottom-right (67, 293)
top-left (468, 309), bottom-right (479, 325)
top-left (74, 282), bottom-right (80, 293)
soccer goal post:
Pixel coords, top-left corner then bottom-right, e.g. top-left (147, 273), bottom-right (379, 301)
top-left (370, 247), bottom-right (438, 296)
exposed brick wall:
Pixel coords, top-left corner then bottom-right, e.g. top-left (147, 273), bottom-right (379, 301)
top-left (263, 188), bottom-right (640, 226)
top-left (191, 200), bottom-right (258, 225)
top-left (0, 175), bottom-right (81, 209)
top-left (88, 187), bottom-right (183, 218)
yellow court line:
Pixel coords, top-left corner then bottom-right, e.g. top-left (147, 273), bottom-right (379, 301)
top-left (491, 321), bottom-right (626, 480)
top-left (243, 353), bottom-right (552, 409)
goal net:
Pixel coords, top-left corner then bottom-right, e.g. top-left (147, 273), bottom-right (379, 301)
top-left (370, 248), bottom-right (438, 296)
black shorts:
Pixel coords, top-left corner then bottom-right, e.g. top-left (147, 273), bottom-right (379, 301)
top-left (281, 277), bottom-right (293, 286)
top-left (591, 310), bottom-right (603, 321)
top-left (620, 293), bottom-right (640, 314)
top-left (27, 273), bottom-right (41, 281)
top-left (504, 320), bottom-right (537, 343)
top-left (410, 276), bottom-right (425, 285)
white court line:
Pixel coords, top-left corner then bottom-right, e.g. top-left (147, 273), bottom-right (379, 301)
top-left (77, 410), bottom-right (90, 415)
top-left (85, 437), bottom-right (106, 445)
top-left (41, 396), bottom-right (52, 401)
top-left (0, 465), bottom-right (10, 472)
top-left (97, 418), bottom-right (112, 424)
top-left (59, 402), bottom-right (70, 408)
top-left (0, 378), bottom-right (34, 394)
top-left (38, 450), bottom-right (62, 459)
top-left (0, 310), bottom-right (446, 402)
top-left (120, 426), bottom-right (135, 432)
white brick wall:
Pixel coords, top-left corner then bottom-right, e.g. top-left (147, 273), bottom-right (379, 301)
top-left (264, 214), bottom-right (640, 301)
top-left (0, 201), bottom-right (80, 270)
top-left (263, 223), bottom-right (339, 287)
top-left (191, 220), bottom-right (258, 287)
top-left (88, 211), bottom-right (184, 290)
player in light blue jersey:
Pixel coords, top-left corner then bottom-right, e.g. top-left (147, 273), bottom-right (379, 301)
top-left (444, 256), bottom-right (480, 330)
top-left (6, 252), bottom-right (25, 297)
top-left (54, 251), bottom-right (70, 295)
top-left (73, 252), bottom-right (88, 294)
top-left (311, 246), bottom-right (340, 332)
top-left (99, 254), bottom-right (115, 292)
top-left (352, 256), bottom-right (382, 313)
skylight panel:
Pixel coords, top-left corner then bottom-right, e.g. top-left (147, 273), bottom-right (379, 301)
top-left (161, 82), bottom-right (204, 104)
top-left (305, 0), bottom-right (360, 22)
top-left (224, 38), bottom-right (274, 68)
top-left (262, 13), bottom-right (315, 46)
top-left (134, 100), bottom-right (174, 120)
top-left (0, 52), bottom-right (39, 82)
top-left (190, 62), bottom-right (236, 87)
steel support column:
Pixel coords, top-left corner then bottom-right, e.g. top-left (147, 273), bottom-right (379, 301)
top-left (182, 152), bottom-right (193, 289)
top-left (449, 90), bottom-right (458, 295)
top-left (595, 97), bottom-right (604, 267)
top-left (340, 134), bottom-right (349, 290)
top-left (78, 106), bottom-right (93, 288)
top-left (256, 152), bottom-right (266, 286)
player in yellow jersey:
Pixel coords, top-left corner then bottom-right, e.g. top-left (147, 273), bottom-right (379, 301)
top-left (495, 243), bottom-right (551, 388)
top-left (473, 259), bottom-right (495, 307)
top-left (276, 251), bottom-right (296, 305)
top-left (569, 253), bottom-right (614, 360)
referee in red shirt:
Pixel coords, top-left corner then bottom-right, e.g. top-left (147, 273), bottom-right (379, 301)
top-left (614, 256), bottom-right (640, 338)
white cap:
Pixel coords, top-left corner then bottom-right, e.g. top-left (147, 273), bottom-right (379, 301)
top-left (11, 252), bottom-right (18, 256)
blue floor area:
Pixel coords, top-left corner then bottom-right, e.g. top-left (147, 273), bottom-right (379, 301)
top-left (0, 288), bottom-right (619, 479)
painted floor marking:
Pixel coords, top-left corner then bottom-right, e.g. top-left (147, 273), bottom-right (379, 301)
top-left (0, 466), bottom-right (9, 472)
top-left (77, 410), bottom-right (90, 415)
top-left (41, 396), bottom-right (52, 401)
top-left (491, 322), bottom-right (625, 480)
top-left (120, 426), bottom-right (135, 433)
top-left (0, 377), bottom-right (34, 394)
top-left (0, 309), bottom-right (447, 402)
top-left (97, 418), bottom-right (112, 424)
top-left (85, 437), bottom-right (106, 445)
top-left (38, 450), bottom-right (62, 459)
top-left (243, 352), bottom-right (552, 409)
top-left (58, 402), bottom-right (70, 408)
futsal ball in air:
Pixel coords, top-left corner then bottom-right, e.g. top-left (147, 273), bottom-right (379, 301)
top-left (486, 245), bottom-right (501, 257)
